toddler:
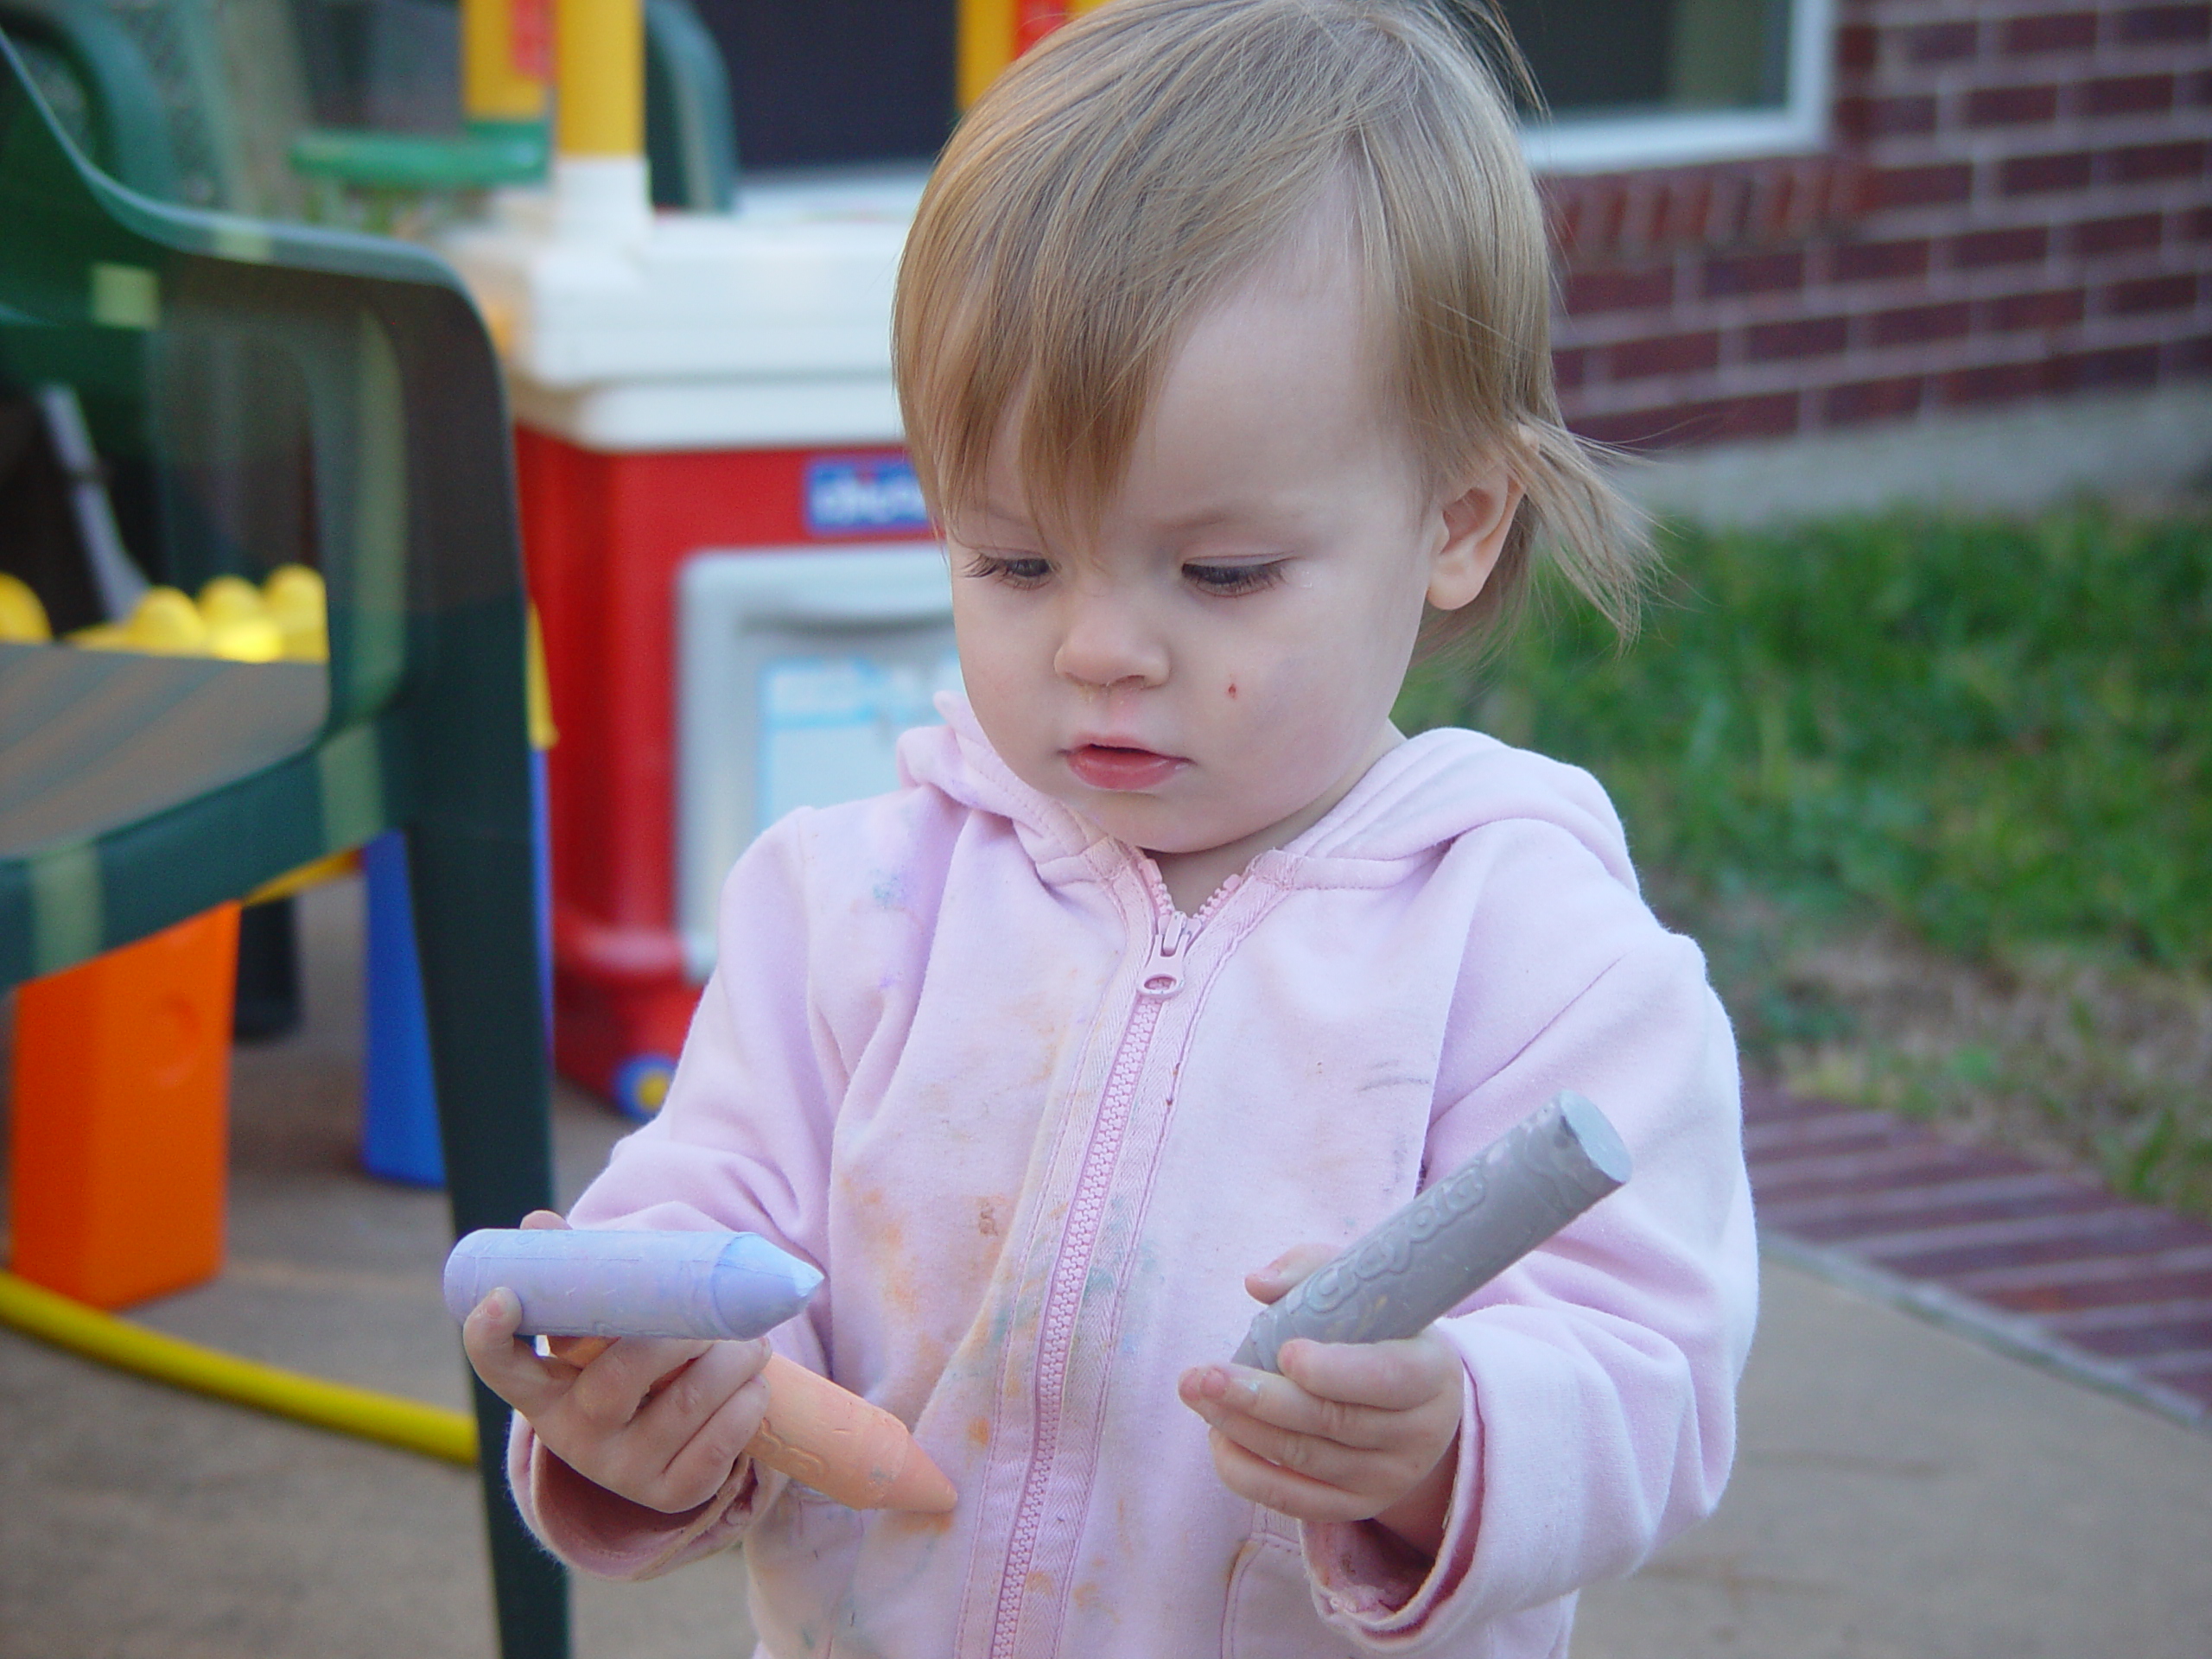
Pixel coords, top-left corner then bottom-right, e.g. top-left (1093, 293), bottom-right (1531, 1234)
top-left (464, 1), bottom-right (1758, 1652)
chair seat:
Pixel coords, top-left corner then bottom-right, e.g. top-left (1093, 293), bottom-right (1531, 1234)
top-left (0, 641), bottom-right (326, 857)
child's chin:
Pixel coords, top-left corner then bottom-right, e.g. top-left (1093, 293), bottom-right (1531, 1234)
top-left (1080, 799), bottom-right (1205, 847)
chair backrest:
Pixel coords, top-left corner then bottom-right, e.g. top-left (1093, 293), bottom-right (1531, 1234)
top-left (645, 0), bottom-right (736, 212)
top-left (3, 30), bottom-right (533, 976)
top-left (0, 0), bottom-right (316, 217)
top-left (3, 25), bottom-right (524, 757)
top-left (0, 0), bottom-right (175, 199)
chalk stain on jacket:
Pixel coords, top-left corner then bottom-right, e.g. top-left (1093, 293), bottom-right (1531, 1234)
top-left (1357, 1069), bottom-right (1433, 1097)
top-left (881, 1506), bottom-right (954, 1543)
top-left (1113, 1231), bottom-right (1173, 1357)
top-left (819, 1601), bottom-right (889, 1659)
top-left (899, 1329), bottom-right (953, 1412)
top-left (998, 987), bottom-right (1077, 1091)
top-left (845, 1183), bottom-right (923, 1322)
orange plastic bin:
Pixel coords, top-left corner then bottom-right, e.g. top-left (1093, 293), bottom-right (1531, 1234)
top-left (10, 902), bottom-right (240, 1309)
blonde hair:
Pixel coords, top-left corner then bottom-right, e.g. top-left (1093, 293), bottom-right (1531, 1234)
top-left (893, 0), bottom-right (1649, 649)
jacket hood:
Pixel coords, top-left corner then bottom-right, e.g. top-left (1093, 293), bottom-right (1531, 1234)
top-left (898, 692), bottom-right (1638, 895)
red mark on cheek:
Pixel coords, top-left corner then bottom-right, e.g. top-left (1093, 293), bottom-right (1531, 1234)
top-left (1225, 681), bottom-right (1238, 699)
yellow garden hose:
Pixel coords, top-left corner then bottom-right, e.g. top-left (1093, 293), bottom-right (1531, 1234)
top-left (0, 1270), bottom-right (479, 1466)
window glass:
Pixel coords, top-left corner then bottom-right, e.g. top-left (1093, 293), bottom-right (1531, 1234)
top-left (1501, 0), bottom-right (1792, 118)
top-left (692, 0), bottom-right (955, 170)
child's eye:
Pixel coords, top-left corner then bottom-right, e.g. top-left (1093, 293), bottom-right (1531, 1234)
top-left (1183, 561), bottom-right (1283, 596)
top-left (964, 552), bottom-right (1053, 588)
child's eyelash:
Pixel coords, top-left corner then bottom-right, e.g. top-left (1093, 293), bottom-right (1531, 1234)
top-left (964, 552), bottom-right (1052, 588)
top-left (961, 553), bottom-right (1283, 594)
top-left (1183, 562), bottom-right (1284, 595)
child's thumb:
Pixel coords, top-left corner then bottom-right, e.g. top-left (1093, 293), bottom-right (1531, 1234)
top-left (1245, 1242), bottom-right (1338, 1305)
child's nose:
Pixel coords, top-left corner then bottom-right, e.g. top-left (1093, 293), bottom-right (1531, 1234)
top-left (1052, 589), bottom-right (1168, 692)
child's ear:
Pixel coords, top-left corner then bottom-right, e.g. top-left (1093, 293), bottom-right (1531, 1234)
top-left (1427, 451), bottom-right (1524, 613)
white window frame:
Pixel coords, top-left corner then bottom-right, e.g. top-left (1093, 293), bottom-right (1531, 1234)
top-left (1517, 0), bottom-right (1836, 175)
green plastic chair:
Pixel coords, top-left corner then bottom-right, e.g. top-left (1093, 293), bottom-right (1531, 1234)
top-left (0, 35), bottom-right (568, 1659)
top-left (0, 0), bottom-right (177, 199)
top-left (0, 0), bottom-right (311, 215)
top-left (645, 0), bottom-right (738, 211)
top-left (4, 0), bottom-right (739, 214)
top-left (287, 0), bottom-right (742, 208)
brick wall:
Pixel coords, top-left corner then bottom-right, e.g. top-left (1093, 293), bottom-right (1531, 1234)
top-left (1547, 0), bottom-right (2212, 448)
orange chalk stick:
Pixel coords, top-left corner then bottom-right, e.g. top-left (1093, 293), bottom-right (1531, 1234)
top-left (748, 1354), bottom-right (956, 1512)
top-left (547, 1338), bottom-right (956, 1512)
top-left (10, 904), bottom-right (242, 1309)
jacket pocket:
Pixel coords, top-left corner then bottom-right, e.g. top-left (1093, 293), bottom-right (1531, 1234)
top-left (1222, 1510), bottom-right (1351, 1659)
top-left (742, 1486), bottom-right (868, 1657)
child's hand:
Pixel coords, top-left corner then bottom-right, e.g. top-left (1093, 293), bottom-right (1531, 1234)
top-left (461, 1211), bottom-right (773, 1515)
top-left (1178, 1244), bottom-right (1464, 1557)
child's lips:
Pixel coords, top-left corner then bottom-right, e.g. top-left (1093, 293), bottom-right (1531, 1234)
top-left (1065, 743), bottom-right (1187, 791)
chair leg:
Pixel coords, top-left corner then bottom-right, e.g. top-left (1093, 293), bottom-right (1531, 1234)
top-left (406, 821), bottom-right (571, 1659)
top-left (470, 1372), bottom-right (573, 1659)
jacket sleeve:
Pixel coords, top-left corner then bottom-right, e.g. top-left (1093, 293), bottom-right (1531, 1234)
top-left (511, 811), bottom-right (861, 1579)
top-left (1302, 830), bottom-right (1759, 1650)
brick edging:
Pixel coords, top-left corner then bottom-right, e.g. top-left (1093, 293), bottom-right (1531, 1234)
top-left (1744, 1081), bottom-right (2212, 1432)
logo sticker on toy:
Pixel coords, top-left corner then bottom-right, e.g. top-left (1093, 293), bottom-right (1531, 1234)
top-left (804, 456), bottom-right (930, 537)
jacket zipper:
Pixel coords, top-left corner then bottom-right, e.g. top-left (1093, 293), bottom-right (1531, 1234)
top-left (986, 874), bottom-right (1233, 1657)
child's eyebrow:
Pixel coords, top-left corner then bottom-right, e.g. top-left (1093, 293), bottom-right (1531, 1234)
top-left (1152, 500), bottom-right (1316, 537)
top-left (943, 501), bottom-right (1036, 543)
top-left (1155, 506), bottom-right (1241, 531)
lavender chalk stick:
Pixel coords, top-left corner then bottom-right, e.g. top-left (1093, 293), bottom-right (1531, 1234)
top-left (1234, 1090), bottom-right (1630, 1372)
top-left (444, 1229), bottom-right (823, 1341)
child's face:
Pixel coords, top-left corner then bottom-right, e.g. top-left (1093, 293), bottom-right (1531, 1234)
top-left (944, 236), bottom-right (1518, 878)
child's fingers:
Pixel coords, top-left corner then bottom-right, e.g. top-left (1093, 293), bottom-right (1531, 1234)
top-left (632, 1360), bottom-right (773, 1510)
top-left (561, 1335), bottom-right (716, 1428)
top-left (568, 1339), bottom-right (771, 1512)
top-left (1180, 1363), bottom-right (1395, 1451)
top-left (518, 1209), bottom-right (570, 1231)
top-left (1243, 1242), bottom-right (1338, 1306)
top-left (1200, 1392), bottom-right (1395, 1494)
top-left (1276, 1335), bottom-right (1462, 1414)
top-left (461, 1287), bottom-right (571, 1415)
top-left (1205, 1427), bottom-right (1375, 1524)
top-left (624, 1337), bottom-right (769, 1431)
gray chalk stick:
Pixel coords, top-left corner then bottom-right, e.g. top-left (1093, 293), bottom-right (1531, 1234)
top-left (1233, 1090), bottom-right (1630, 1371)
top-left (443, 1228), bottom-right (823, 1340)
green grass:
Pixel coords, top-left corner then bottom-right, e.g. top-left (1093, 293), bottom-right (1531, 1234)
top-left (1396, 506), bottom-right (2212, 1218)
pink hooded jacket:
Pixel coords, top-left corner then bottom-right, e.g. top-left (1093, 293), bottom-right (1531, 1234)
top-left (513, 696), bottom-right (1758, 1658)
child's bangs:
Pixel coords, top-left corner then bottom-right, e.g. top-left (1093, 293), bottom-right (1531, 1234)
top-left (897, 0), bottom-right (1408, 554)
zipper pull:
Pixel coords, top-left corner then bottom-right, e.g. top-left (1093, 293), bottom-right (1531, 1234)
top-left (1139, 913), bottom-right (1186, 997)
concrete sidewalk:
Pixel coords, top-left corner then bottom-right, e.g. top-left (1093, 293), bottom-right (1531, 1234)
top-left (5, 880), bottom-right (2209, 1658)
